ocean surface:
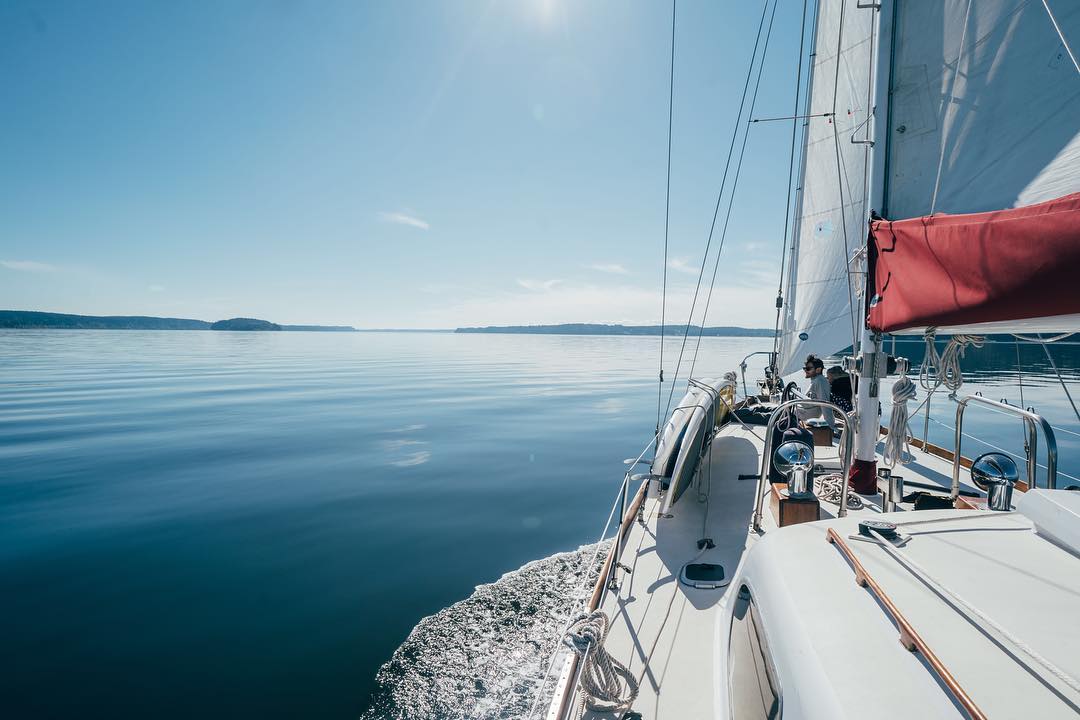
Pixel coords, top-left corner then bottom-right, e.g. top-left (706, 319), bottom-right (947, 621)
top-left (2, 330), bottom-right (1078, 718)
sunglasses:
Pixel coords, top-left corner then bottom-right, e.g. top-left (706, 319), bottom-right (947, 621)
top-left (803, 366), bottom-right (814, 371)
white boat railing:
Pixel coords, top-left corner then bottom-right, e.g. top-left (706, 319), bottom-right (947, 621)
top-left (952, 394), bottom-right (1059, 497)
top-left (738, 350), bottom-right (777, 398)
top-left (751, 398), bottom-right (855, 532)
top-left (921, 413), bottom-right (1080, 486)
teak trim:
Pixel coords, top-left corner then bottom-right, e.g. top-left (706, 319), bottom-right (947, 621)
top-left (552, 478), bottom-right (648, 719)
top-left (826, 528), bottom-right (987, 720)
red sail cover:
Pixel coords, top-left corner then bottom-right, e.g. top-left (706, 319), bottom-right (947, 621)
top-left (868, 192), bottom-right (1080, 333)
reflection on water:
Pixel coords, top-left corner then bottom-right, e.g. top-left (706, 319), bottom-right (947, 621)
top-left (0, 330), bottom-right (1077, 718)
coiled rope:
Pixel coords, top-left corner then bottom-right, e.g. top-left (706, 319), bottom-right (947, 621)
top-left (815, 473), bottom-right (863, 510)
top-left (919, 330), bottom-right (985, 394)
top-left (883, 374), bottom-right (917, 468)
top-left (562, 610), bottom-right (638, 716)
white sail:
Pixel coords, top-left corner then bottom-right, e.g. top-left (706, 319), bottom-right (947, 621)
top-left (778, 0), bottom-right (877, 375)
top-left (885, 0), bottom-right (1080, 220)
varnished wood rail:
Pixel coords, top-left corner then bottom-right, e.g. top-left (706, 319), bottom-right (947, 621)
top-left (826, 528), bottom-right (987, 720)
top-left (551, 478), bottom-right (648, 720)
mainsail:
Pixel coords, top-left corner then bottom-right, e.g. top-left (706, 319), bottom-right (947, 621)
top-left (885, 0), bottom-right (1080, 219)
top-left (871, 0), bottom-right (1080, 334)
top-left (781, 0), bottom-right (1080, 364)
top-left (778, 0), bottom-right (876, 375)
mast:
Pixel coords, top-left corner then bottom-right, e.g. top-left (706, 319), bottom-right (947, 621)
top-left (849, 0), bottom-right (894, 493)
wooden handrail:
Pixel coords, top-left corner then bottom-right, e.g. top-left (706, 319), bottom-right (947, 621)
top-left (826, 528), bottom-right (987, 720)
top-left (551, 478), bottom-right (648, 720)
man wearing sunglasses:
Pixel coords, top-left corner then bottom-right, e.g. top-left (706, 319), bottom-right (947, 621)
top-left (798, 354), bottom-right (835, 430)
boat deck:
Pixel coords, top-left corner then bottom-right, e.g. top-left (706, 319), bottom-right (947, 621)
top-left (562, 421), bottom-right (1046, 719)
top-left (576, 425), bottom-right (763, 720)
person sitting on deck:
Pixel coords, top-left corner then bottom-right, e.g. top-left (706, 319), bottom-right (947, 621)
top-left (826, 365), bottom-right (853, 413)
top-left (797, 354), bottom-right (835, 430)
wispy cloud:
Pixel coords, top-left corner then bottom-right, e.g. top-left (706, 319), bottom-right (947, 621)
top-left (667, 257), bottom-right (699, 276)
top-left (379, 211), bottom-right (430, 230)
top-left (516, 278), bottom-right (562, 292)
top-left (419, 282), bottom-right (471, 295)
top-left (1, 259), bottom-right (57, 272)
top-left (148, 284), bottom-right (166, 293)
top-left (735, 259), bottom-right (779, 287)
top-left (586, 263), bottom-right (630, 275)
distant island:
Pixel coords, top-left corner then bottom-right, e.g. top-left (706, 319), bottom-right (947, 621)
top-left (210, 318), bottom-right (281, 331)
top-left (455, 323), bottom-right (775, 337)
top-left (0, 310), bottom-right (357, 332)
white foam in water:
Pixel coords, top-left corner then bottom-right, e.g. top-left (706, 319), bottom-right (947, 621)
top-left (361, 541), bottom-right (611, 720)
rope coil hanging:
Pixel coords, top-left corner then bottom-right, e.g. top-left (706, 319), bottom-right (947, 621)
top-left (562, 610), bottom-right (639, 716)
top-left (919, 329), bottom-right (985, 394)
top-left (883, 374), bottom-right (917, 468)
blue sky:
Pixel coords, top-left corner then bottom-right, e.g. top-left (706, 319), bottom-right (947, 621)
top-left (1, 0), bottom-right (806, 328)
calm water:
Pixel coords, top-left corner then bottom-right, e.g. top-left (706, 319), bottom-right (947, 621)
top-left (2, 330), bottom-right (1078, 718)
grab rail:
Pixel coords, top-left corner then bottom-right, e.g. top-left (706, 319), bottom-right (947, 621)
top-left (951, 395), bottom-right (1058, 499)
top-left (751, 399), bottom-right (854, 532)
top-left (738, 351), bottom-right (776, 398)
top-left (609, 433), bottom-right (659, 589)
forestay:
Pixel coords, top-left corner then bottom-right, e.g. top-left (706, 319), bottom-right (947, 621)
top-left (778, 0), bottom-right (876, 375)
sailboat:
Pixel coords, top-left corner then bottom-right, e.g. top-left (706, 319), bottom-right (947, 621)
top-left (536, 1), bottom-right (1080, 718)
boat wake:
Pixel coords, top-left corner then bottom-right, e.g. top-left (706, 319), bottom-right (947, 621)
top-left (361, 541), bottom-right (611, 720)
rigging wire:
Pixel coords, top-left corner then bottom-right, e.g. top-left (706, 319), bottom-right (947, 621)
top-left (776, 3), bottom-right (823, 374)
top-left (1037, 334), bottom-right (1080, 422)
top-left (687, 0), bottom-right (779, 382)
top-left (661, 0), bottom-right (772, 421)
top-left (930, 0), bottom-right (974, 216)
top-left (1014, 339), bottom-right (1033, 466)
top-left (888, 335), bottom-right (1080, 346)
top-left (1015, 342), bottom-right (1027, 409)
top-left (771, 0), bottom-right (811, 365)
top-left (1011, 331), bottom-right (1076, 344)
top-left (1040, 0), bottom-right (1080, 75)
top-left (922, 414), bottom-right (1080, 486)
top-left (657, 0), bottom-right (677, 436)
top-left (751, 112), bottom-right (831, 123)
top-left (854, 0), bottom-right (878, 315)
top-left (828, 0), bottom-right (861, 355)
